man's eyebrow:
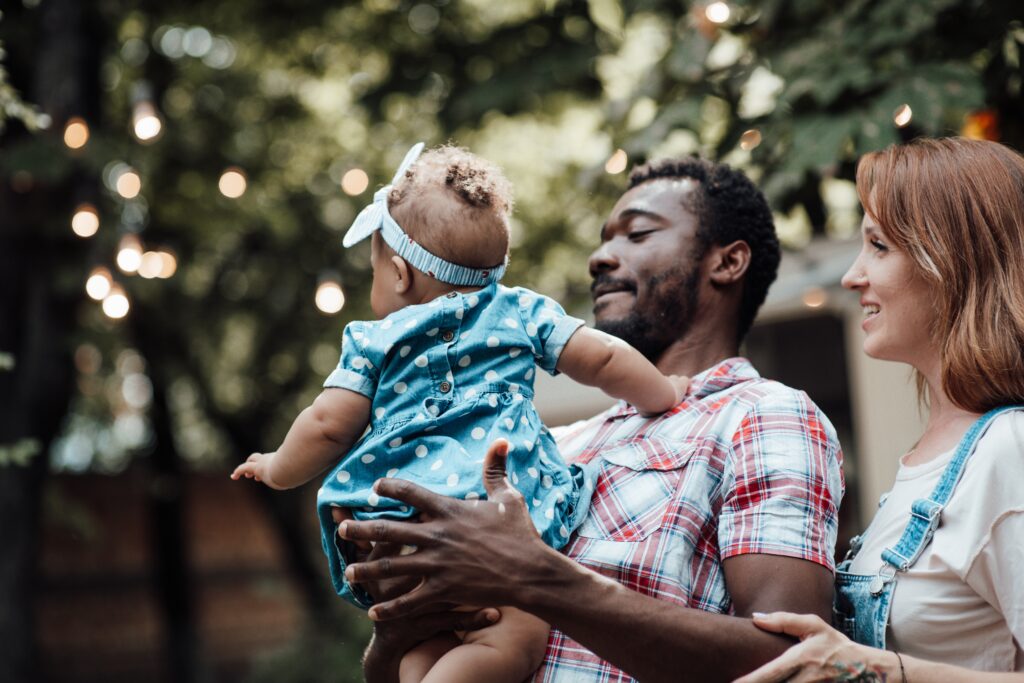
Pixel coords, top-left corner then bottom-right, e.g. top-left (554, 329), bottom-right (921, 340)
top-left (618, 207), bottom-right (665, 223)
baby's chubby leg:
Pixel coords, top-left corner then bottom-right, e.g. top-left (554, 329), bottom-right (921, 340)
top-left (400, 632), bottom-right (461, 683)
top-left (417, 607), bottom-right (549, 683)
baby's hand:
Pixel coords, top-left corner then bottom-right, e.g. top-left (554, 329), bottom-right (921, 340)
top-left (638, 374), bottom-right (691, 418)
top-left (231, 452), bottom-right (277, 487)
top-left (668, 374), bottom-right (691, 405)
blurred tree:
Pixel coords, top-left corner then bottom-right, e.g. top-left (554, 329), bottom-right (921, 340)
top-left (0, 0), bottom-right (1020, 680)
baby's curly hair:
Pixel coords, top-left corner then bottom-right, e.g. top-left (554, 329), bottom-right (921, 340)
top-left (388, 145), bottom-right (513, 270)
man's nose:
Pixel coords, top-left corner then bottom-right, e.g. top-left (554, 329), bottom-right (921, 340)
top-left (588, 242), bottom-right (620, 277)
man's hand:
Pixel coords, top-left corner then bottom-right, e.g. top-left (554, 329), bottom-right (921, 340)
top-left (339, 438), bottom-right (556, 621)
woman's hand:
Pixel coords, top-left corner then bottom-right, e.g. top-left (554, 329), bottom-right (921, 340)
top-left (734, 612), bottom-right (898, 683)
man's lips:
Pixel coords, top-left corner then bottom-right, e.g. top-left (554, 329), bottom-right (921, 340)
top-left (591, 278), bottom-right (636, 303)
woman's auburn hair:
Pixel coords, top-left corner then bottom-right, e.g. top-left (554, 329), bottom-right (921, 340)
top-left (856, 136), bottom-right (1024, 413)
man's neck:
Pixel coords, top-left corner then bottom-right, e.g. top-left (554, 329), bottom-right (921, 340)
top-left (654, 326), bottom-right (740, 378)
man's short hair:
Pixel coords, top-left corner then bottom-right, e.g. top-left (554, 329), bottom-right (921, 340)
top-left (628, 157), bottom-right (780, 341)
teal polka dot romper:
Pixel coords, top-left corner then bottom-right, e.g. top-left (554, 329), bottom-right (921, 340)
top-left (317, 283), bottom-right (597, 608)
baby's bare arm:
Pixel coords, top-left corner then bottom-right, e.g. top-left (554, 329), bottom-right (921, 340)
top-left (556, 327), bottom-right (687, 415)
top-left (233, 388), bottom-right (371, 489)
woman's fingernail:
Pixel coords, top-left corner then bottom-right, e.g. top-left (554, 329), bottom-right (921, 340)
top-left (338, 522), bottom-right (348, 537)
top-left (752, 612), bottom-right (767, 618)
top-left (368, 607), bottom-right (379, 621)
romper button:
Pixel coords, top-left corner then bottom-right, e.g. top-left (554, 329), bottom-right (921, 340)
top-left (439, 381), bottom-right (452, 393)
top-left (441, 330), bottom-right (455, 342)
top-left (446, 291), bottom-right (458, 299)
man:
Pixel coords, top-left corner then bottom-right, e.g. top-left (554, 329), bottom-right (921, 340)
top-left (339, 158), bottom-right (845, 682)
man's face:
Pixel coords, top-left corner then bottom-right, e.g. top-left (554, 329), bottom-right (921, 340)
top-left (588, 178), bottom-right (706, 361)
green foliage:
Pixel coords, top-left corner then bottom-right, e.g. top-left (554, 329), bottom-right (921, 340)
top-left (0, 438), bottom-right (42, 467)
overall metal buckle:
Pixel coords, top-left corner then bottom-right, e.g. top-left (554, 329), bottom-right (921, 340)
top-left (869, 563), bottom-right (897, 596)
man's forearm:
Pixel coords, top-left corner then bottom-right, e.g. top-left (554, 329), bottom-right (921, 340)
top-left (516, 549), bottom-right (794, 682)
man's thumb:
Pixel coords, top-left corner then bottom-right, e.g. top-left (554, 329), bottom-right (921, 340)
top-left (482, 438), bottom-right (513, 498)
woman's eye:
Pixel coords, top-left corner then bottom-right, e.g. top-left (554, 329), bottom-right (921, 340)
top-left (870, 239), bottom-right (888, 252)
top-left (629, 230), bottom-right (653, 242)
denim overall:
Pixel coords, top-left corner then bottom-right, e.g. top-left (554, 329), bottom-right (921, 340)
top-left (833, 406), bottom-right (1021, 648)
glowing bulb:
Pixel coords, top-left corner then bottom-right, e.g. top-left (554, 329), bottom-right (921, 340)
top-left (315, 281), bottom-right (345, 314)
top-left (85, 267), bottom-right (112, 300)
top-left (157, 251), bottom-right (178, 279)
top-left (116, 235), bottom-right (144, 273)
top-left (71, 204), bottom-right (100, 237)
top-left (138, 251), bottom-right (164, 279)
top-left (219, 168), bottom-right (247, 198)
top-left (801, 286), bottom-right (828, 309)
top-left (739, 129), bottom-right (762, 151)
top-left (341, 168), bottom-right (370, 196)
top-left (705, 2), bottom-right (731, 23)
top-left (63, 118), bottom-right (90, 149)
top-left (893, 104), bottom-right (913, 128)
top-left (132, 102), bottom-right (163, 142)
top-left (116, 170), bottom-right (142, 199)
top-left (604, 149), bottom-right (628, 175)
top-left (102, 285), bottom-right (130, 319)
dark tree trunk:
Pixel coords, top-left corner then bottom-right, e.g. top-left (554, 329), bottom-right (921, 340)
top-left (0, 1), bottom-right (99, 680)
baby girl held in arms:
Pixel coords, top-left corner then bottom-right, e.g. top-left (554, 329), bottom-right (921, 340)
top-left (232, 142), bottom-right (688, 683)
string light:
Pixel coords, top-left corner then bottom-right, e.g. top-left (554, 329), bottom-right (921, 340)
top-left (219, 168), bottom-right (247, 198)
top-left (341, 168), bottom-right (369, 195)
top-left (157, 250), bottom-right (178, 278)
top-left (116, 235), bottom-right (144, 273)
top-left (893, 104), bottom-right (913, 128)
top-left (132, 101), bottom-right (163, 142)
top-left (802, 286), bottom-right (828, 309)
top-left (116, 169), bottom-right (142, 199)
top-left (315, 280), bottom-right (345, 314)
top-left (102, 283), bottom-right (130, 319)
top-left (71, 204), bottom-right (100, 237)
top-left (739, 129), bottom-right (762, 151)
top-left (85, 267), bottom-right (113, 300)
top-left (705, 2), bottom-right (731, 24)
top-left (138, 251), bottom-right (164, 279)
top-left (63, 117), bottom-right (90, 149)
top-left (604, 149), bottom-right (628, 174)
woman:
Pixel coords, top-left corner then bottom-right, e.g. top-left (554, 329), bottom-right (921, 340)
top-left (737, 137), bottom-right (1024, 682)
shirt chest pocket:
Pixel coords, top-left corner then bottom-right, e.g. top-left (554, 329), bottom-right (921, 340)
top-left (576, 437), bottom-right (690, 543)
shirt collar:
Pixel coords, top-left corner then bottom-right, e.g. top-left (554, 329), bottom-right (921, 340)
top-left (608, 356), bottom-right (760, 418)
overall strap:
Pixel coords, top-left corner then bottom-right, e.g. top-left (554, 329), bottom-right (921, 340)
top-left (879, 406), bottom-right (1021, 573)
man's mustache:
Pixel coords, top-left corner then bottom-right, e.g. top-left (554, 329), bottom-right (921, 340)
top-left (590, 275), bottom-right (637, 297)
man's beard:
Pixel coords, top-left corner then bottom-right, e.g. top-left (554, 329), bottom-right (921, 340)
top-left (594, 263), bottom-right (701, 363)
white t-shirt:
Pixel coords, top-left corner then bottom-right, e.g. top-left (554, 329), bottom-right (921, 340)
top-left (848, 411), bottom-right (1024, 671)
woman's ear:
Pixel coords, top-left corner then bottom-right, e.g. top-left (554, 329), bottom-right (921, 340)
top-left (390, 255), bottom-right (412, 294)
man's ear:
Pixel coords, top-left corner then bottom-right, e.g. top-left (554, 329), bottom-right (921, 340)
top-left (390, 255), bottom-right (413, 294)
top-left (708, 240), bottom-right (751, 286)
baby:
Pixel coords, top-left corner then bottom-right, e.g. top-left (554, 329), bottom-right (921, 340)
top-left (232, 143), bottom-right (687, 683)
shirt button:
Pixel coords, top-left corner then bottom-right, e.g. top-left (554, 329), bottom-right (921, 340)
top-left (441, 330), bottom-right (455, 342)
top-left (446, 291), bottom-right (458, 299)
top-left (439, 381), bottom-right (452, 393)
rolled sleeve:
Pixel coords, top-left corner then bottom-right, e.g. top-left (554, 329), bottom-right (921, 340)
top-left (515, 288), bottom-right (585, 375)
top-left (718, 388), bottom-right (845, 572)
top-left (322, 321), bottom-right (381, 399)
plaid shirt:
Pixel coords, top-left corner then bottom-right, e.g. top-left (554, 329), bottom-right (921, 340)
top-left (532, 357), bottom-right (844, 683)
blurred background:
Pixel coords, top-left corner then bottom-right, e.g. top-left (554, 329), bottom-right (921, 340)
top-left (1, 0), bottom-right (1021, 681)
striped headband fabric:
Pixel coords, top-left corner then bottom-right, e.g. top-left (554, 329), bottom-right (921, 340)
top-left (341, 142), bottom-right (507, 286)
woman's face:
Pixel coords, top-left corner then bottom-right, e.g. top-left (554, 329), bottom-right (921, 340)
top-left (841, 214), bottom-right (939, 368)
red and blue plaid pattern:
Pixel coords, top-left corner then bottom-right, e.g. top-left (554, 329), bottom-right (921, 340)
top-left (533, 357), bottom-right (844, 682)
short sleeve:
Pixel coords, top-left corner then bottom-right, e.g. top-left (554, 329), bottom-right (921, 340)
top-left (323, 321), bottom-right (382, 399)
top-left (965, 511), bottom-right (1024, 649)
top-left (718, 388), bottom-right (844, 572)
top-left (515, 288), bottom-right (585, 376)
